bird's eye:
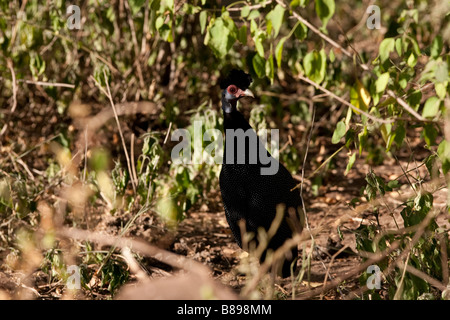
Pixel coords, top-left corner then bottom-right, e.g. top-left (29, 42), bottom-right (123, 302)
top-left (228, 85), bottom-right (238, 94)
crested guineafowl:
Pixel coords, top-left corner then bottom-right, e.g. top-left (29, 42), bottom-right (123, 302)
top-left (219, 69), bottom-right (304, 277)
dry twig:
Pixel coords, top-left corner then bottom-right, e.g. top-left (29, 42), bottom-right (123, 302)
top-left (90, 71), bottom-right (137, 194)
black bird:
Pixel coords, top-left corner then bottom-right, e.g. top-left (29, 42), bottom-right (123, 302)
top-left (219, 69), bottom-right (304, 277)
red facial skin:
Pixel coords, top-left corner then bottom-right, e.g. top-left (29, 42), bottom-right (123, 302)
top-left (227, 85), bottom-right (246, 98)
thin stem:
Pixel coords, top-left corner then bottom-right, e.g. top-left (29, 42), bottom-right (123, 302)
top-left (91, 71), bottom-right (137, 194)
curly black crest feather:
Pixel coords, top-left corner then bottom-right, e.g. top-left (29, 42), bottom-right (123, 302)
top-left (220, 69), bottom-right (253, 90)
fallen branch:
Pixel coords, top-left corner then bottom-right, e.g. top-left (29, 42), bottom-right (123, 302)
top-left (57, 227), bottom-right (211, 276)
top-left (21, 79), bottom-right (75, 89)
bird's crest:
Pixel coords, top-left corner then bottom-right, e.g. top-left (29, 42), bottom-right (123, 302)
top-left (220, 69), bottom-right (253, 90)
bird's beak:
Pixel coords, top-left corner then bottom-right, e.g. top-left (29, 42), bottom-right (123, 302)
top-left (239, 89), bottom-right (254, 99)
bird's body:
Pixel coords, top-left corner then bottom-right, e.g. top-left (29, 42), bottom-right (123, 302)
top-left (219, 70), bottom-right (303, 277)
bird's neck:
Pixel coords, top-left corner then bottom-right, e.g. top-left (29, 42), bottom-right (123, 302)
top-left (222, 98), bottom-right (255, 166)
top-left (221, 97), bottom-right (251, 131)
top-left (221, 95), bottom-right (237, 114)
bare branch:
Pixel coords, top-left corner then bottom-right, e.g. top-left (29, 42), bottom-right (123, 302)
top-left (21, 79), bottom-right (75, 89)
top-left (397, 261), bottom-right (447, 292)
top-left (57, 227), bottom-right (211, 276)
top-left (297, 74), bottom-right (394, 124)
top-left (387, 89), bottom-right (426, 122)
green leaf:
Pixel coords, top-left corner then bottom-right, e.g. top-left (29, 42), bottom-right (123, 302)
top-left (375, 72), bottom-right (390, 93)
top-left (344, 129), bottom-right (355, 149)
top-left (393, 123), bottom-right (406, 147)
top-left (398, 76), bottom-right (408, 89)
top-left (407, 52), bottom-right (417, 67)
top-left (345, 152), bottom-right (356, 175)
top-left (159, 23), bottom-right (173, 42)
top-left (365, 171), bottom-right (389, 199)
top-left (380, 123), bottom-right (392, 145)
top-left (387, 180), bottom-right (400, 189)
top-left (266, 4), bottom-right (285, 37)
top-left (199, 10), bottom-right (207, 34)
top-left (368, 80), bottom-right (379, 106)
top-left (395, 38), bottom-right (403, 56)
top-left (303, 49), bottom-right (327, 84)
top-left (317, 48), bottom-right (327, 84)
top-left (358, 126), bottom-right (368, 155)
top-left (241, 5), bottom-right (250, 18)
top-left (155, 16), bottom-right (164, 30)
top-left (331, 120), bottom-right (347, 144)
top-left (275, 38), bottom-right (286, 67)
top-left (266, 16), bottom-right (273, 36)
top-left (438, 140), bottom-right (450, 174)
top-left (420, 60), bottom-right (438, 83)
top-left (303, 51), bottom-right (315, 77)
top-left (207, 17), bottom-right (236, 58)
top-left (430, 35), bottom-right (443, 59)
top-left (345, 100), bottom-right (353, 125)
top-left (329, 48), bottom-right (335, 62)
top-left (291, 0), bottom-right (309, 8)
top-left (315, 0), bottom-right (335, 31)
top-left (350, 86), bottom-right (360, 111)
top-left (248, 10), bottom-right (260, 20)
top-left (401, 192), bottom-right (433, 228)
top-left (422, 96), bottom-right (440, 118)
top-left (409, 37), bottom-right (421, 56)
top-left (237, 25), bottom-right (247, 45)
top-left (293, 21), bottom-right (308, 41)
top-left (387, 122), bottom-right (405, 152)
top-left (435, 82), bottom-right (447, 100)
top-left (253, 31), bottom-right (265, 57)
top-left (423, 124), bottom-right (438, 147)
top-left (379, 38), bottom-right (395, 63)
top-left (252, 54), bottom-right (265, 78)
top-left (407, 90), bottom-right (422, 110)
top-left (435, 61), bottom-right (448, 83)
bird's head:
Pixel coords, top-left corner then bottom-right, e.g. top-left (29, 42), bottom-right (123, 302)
top-left (220, 69), bottom-right (254, 113)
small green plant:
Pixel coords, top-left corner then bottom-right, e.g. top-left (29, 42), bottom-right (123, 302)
top-left (356, 171), bottom-right (449, 300)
